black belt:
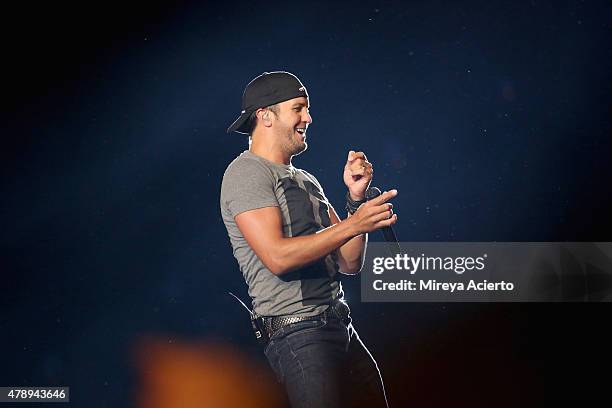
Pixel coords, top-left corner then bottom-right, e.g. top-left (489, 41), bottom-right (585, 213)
top-left (262, 300), bottom-right (351, 339)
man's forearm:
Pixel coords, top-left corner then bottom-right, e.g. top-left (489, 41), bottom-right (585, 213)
top-left (268, 218), bottom-right (360, 275)
top-left (336, 212), bottom-right (368, 274)
top-left (246, 189), bottom-right (397, 276)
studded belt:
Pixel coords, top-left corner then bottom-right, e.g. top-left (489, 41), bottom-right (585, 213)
top-left (263, 300), bottom-right (351, 339)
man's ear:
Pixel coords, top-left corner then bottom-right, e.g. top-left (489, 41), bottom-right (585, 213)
top-left (257, 108), bottom-right (274, 128)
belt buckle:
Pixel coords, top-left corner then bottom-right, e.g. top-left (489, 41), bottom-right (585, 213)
top-left (263, 317), bottom-right (276, 339)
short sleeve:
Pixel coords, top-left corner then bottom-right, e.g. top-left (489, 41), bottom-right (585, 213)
top-left (221, 158), bottom-right (279, 217)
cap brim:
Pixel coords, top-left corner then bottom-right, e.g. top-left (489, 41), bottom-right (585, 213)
top-left (226, 111), bottom-right (252, 134)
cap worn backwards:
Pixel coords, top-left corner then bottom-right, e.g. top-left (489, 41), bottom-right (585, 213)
top-left (227, 71), bottom-right (308, 134)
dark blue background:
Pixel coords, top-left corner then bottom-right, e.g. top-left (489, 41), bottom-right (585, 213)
top-left (2, 1), bottom-right (610, 406)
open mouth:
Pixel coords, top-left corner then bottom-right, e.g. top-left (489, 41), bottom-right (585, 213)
top-left (295, 127), bottom-right (307, 139)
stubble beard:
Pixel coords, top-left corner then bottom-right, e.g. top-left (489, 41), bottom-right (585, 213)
top-left (281, 126), bottom-right (307, 158)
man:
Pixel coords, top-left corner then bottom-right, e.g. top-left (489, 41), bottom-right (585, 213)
top-left (220, 71), bottom-right (397, 408)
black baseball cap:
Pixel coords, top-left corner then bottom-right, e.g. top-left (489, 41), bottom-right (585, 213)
top-left (227, 71), bottom-right (309, 134)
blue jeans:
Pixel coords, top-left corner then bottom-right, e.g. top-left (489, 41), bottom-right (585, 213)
top-left (264, 314), bottom-right (389, 408)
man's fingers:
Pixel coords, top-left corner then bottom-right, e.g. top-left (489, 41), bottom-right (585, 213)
top-left (369, 202), bottom-right (393, 214)
top-left (351, 167), bottom-right (367, 176)
top-left (355, 151), bottom-right (367, 161)
top-left (349, 160), bottom-right (372, 175)
top-left (372, 208), bottom-right (394, 223)
top-left (348, 151), bottom-right (366, 162)
top-left (371, 189), bottom-right (398, 205)
top-left (375, 213), bottom-right (398, 228)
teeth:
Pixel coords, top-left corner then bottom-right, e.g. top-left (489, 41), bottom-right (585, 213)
top-left (296, 128), bottom-right (305, 134)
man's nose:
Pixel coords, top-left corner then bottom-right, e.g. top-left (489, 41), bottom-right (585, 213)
top-left (303, 111), bottom-right (313, 124)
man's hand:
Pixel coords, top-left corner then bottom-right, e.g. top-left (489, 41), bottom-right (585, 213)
top-left (348, 189), bottom-right (398, 235)
top-left (343, 151), bottom-right (373, 200)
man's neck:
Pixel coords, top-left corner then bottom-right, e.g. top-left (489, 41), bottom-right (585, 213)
top-left (249, 135), bottom-right (291, 165)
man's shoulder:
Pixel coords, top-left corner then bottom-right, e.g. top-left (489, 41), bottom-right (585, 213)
top-left (220, 151), bottom-right (280, 214)
top-left (224, 150), bottom-right (254, 171)
top-left (223, 151), bottom-right (271, 179)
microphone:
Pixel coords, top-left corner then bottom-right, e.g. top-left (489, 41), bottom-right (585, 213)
top-left (366, 187), bottom-right (401, 253)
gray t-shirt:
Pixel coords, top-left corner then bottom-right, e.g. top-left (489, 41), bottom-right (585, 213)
top-left (220, 150), bottom-right (342, 317)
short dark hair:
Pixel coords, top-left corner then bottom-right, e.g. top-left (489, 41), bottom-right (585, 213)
top-left (247, 104), bottom-right (279, 135)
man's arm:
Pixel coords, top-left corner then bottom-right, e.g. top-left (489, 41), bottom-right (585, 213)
top-left (234, 190), bottom-right (397, 276)
top-left (328, 205), bottom-right (367, 274)
top-left (329, 149), bottom-right (380, 274)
